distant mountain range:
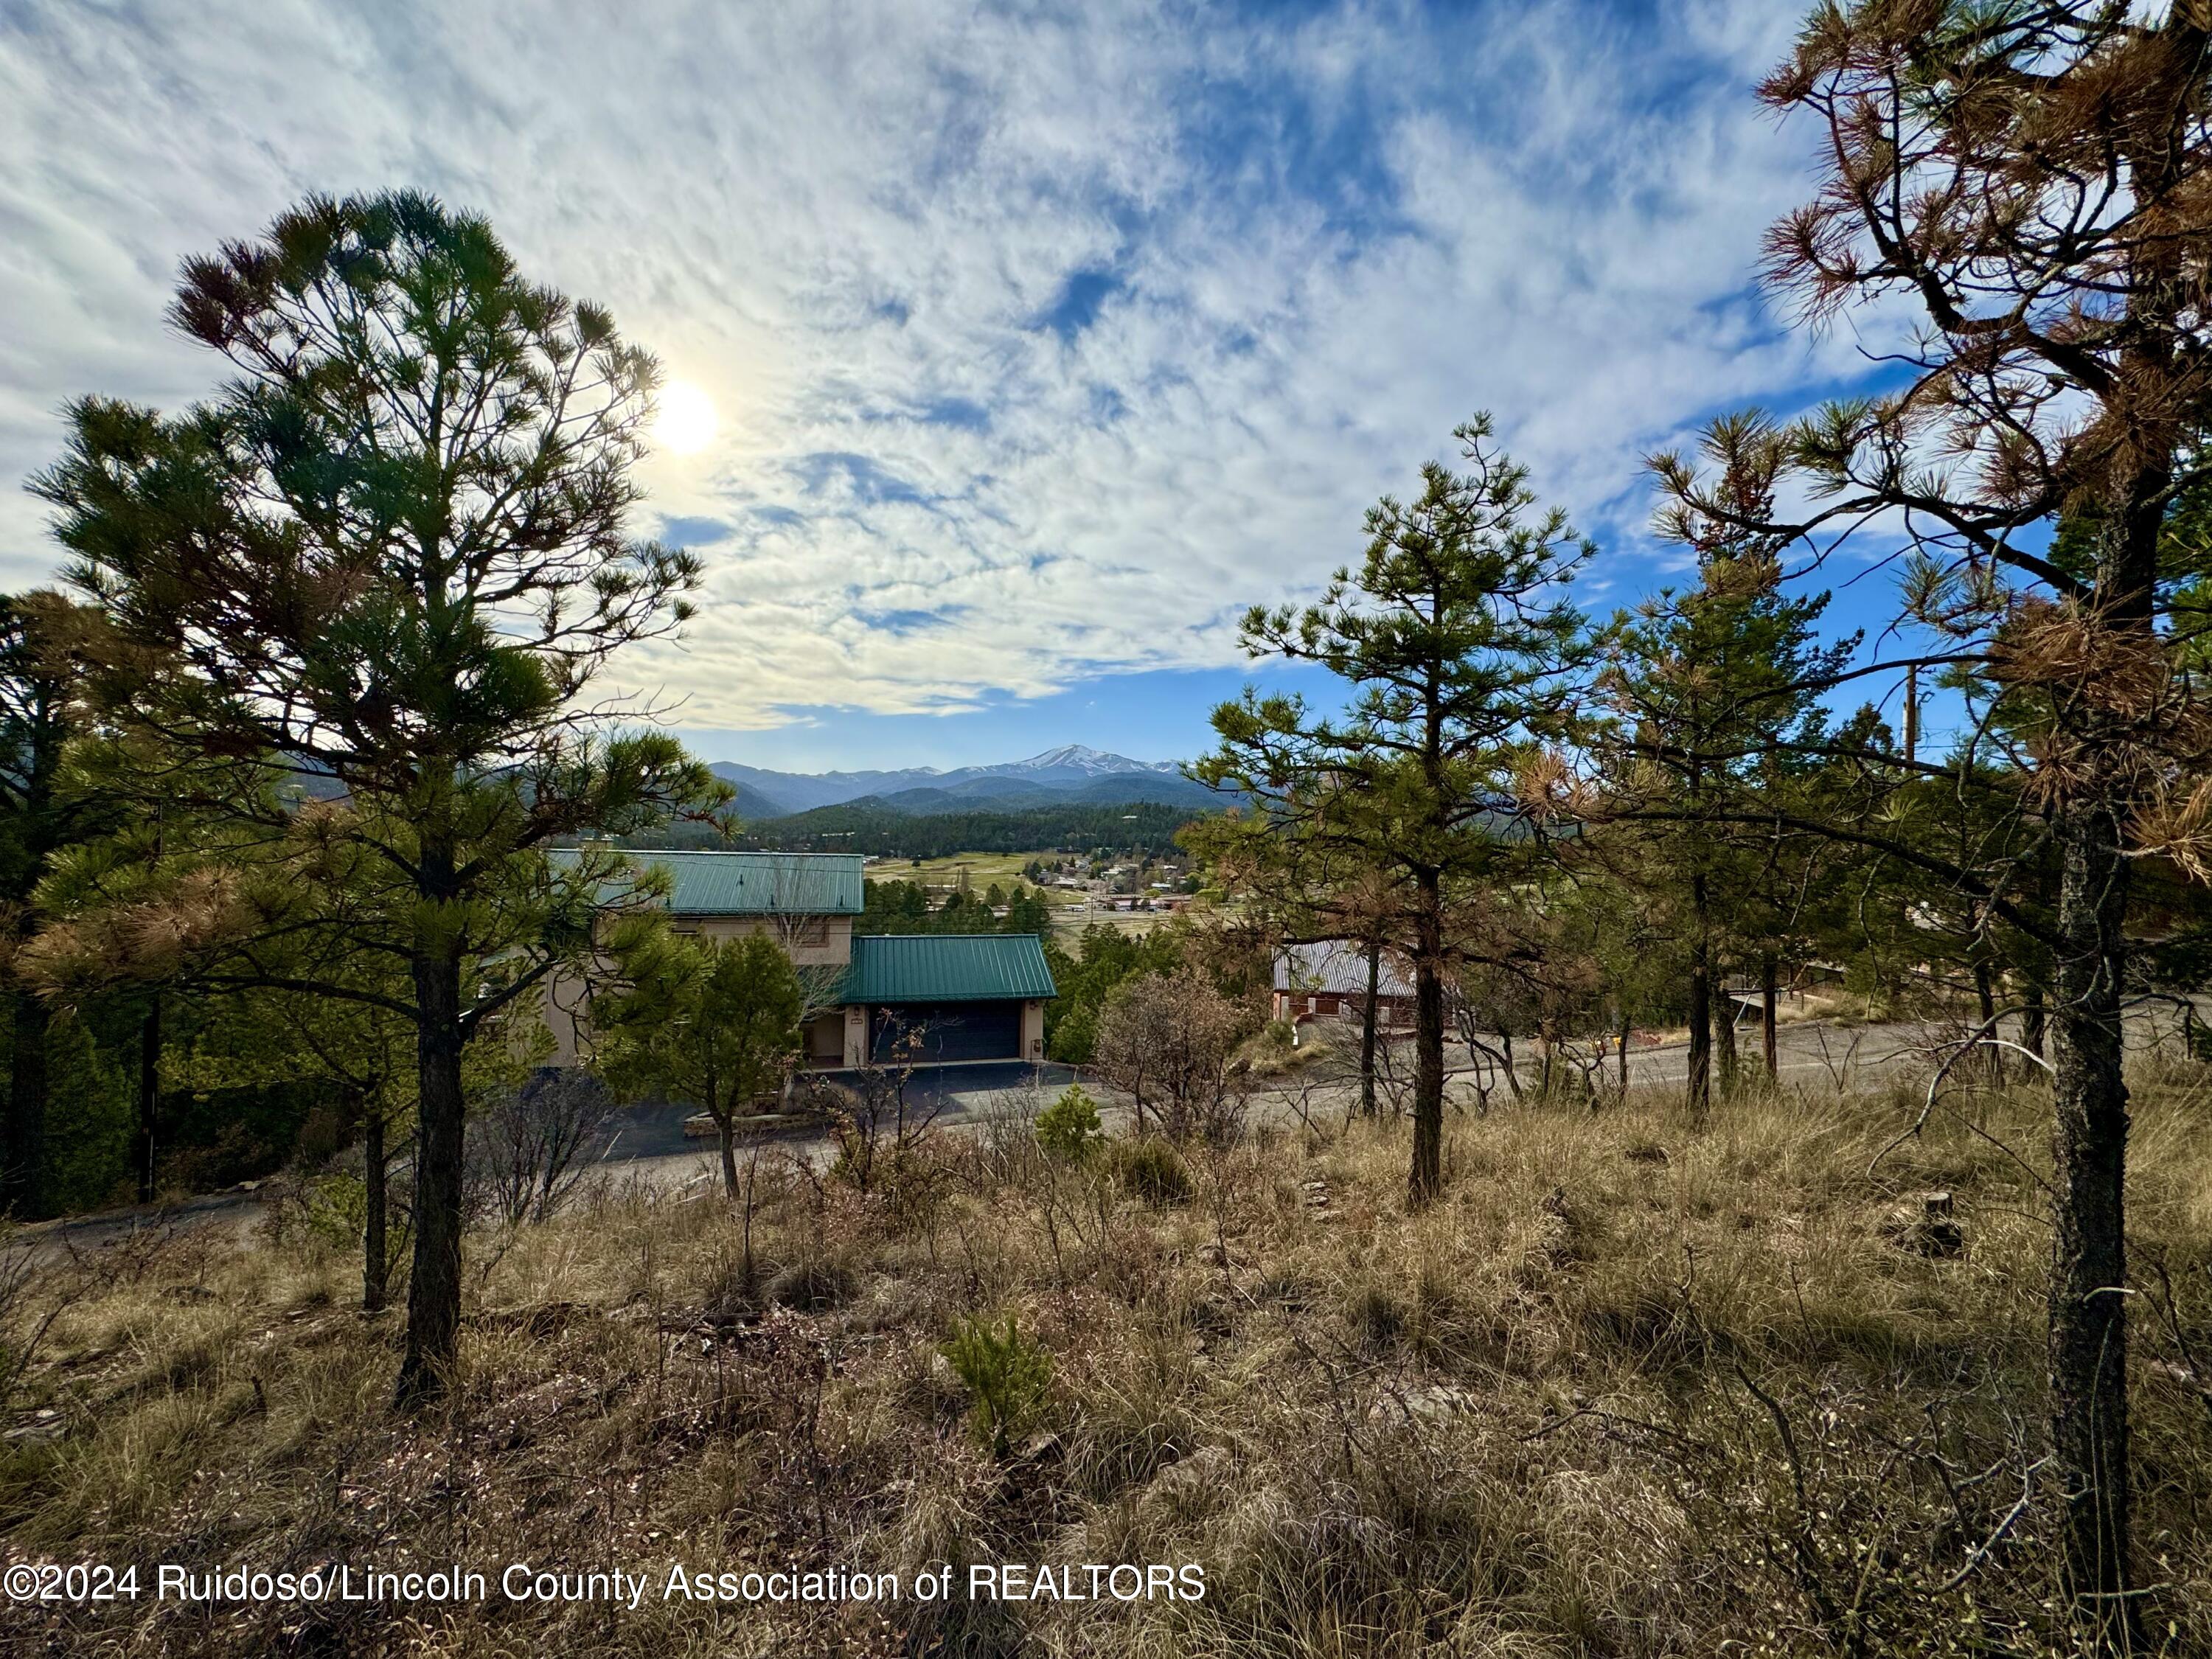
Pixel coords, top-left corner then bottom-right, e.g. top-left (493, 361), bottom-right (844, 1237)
top-left (711, 744), bottom-right (1221, 820)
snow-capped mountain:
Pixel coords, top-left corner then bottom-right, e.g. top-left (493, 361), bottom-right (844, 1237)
top-left (961, 745), bottom-right (1183, 782)
top-left (709, 746), bottom-right (1201, 819)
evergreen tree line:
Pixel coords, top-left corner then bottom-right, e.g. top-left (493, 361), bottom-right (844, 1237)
top-left (707, 799), bottom-right (1203, 859)
top-left (855, 878), bottom-right (1056, 936)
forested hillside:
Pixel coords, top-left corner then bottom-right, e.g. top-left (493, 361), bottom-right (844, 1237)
top-left (655, 799), bottom-right (1212, 859)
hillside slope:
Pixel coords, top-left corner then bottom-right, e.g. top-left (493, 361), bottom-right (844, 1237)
top-left (7, 1072), bottom-right (2211, 1655)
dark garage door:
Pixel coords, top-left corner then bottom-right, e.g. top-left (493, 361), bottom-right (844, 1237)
top-left (869, 1001), bottom-right (1021, 1063)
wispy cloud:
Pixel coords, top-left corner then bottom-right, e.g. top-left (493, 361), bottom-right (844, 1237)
top-left (0, 0), bottom-right (1880, 744)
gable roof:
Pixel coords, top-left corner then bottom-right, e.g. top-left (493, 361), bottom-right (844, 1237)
top-left (557, 849), bottom-right (866, 916)
top-left (1274, 939), bottom-right (1416, 999)
top-left (839, 933), bottom-right (1057, 1004)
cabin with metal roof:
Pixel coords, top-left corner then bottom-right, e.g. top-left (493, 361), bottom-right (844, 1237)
top-left (625, 850), bottom-right (867, 917)
top-left (1272, 939), bottom-right (1417, 1032)
top-left (543, 850), bottom-right (1054, 1068)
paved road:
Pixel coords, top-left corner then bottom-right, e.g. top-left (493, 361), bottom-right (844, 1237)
top-left (597, 1062), bottom-right (1082, 1192)
top-left (597, 1016), bottom-right (2051, 1191)
top-left (1618, 1019), bottom-right (1937, 1091)
top-left (21, 1005), bottom-right (2200, 1251)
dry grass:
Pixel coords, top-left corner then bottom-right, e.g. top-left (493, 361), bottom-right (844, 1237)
top-left (4, 1066), bottom-right (2212, 1657)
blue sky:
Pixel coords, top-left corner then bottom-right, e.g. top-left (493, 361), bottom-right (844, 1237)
top-left (0, 0), bottom-right (1939, 773)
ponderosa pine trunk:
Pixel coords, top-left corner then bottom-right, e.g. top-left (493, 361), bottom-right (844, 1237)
top-left (1686, 871), bottom-right (1712, 1127)
top-left (136, 807), bottom-right (166, 1206)
top-left (1408, 868), bottom-right (1445, 1206)
top-left (1760, 953), bottom-right (1778, 1082)
top-left (1714, 972), bottom-right (1739, 1096)
top-left (2048, 796), bottom-right (2135, 1645)
top-left (4, 987), bottom-right (49, 1220)
top-left (1615, 1005), bottom-right (1630, 1096)
top-left (2041, 457), bottom-right (2163, 1641)
top-left (396, 941), bottom-right (467, 1406)
top-left (363, 1095), bottom-right (389, 1313)
top-left (1359, 942), bottom-right (1380, 1119)
top-left (134, 994), bottom-right (161, 1205)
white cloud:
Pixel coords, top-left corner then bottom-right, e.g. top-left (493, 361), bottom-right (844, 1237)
top-left (0, 0), bottom-right (1883, 734)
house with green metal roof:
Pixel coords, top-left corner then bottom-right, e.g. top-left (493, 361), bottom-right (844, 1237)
top-left (543, 850), bottom-right (1056, 1068)
top-left (835, 933), bottom-right (1057, 1064)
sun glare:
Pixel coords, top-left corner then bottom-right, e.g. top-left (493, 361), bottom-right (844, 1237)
top-left (654, 380), bottom-right (718, 456)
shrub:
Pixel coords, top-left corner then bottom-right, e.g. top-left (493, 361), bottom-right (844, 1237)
top-left (1105, 1136), bottom-right (1192, 1206)
top-left (299, 1172), bottom-right (368, 1253)
top-left (941, 1312), bottom-right (1054, 1455)
top-left (1034, 1084), bottom-right (1104, 1163)
top-left (766, 1257), bottom-right (856, 1312)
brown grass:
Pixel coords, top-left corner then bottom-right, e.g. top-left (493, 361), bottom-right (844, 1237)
top-left (4, 1067), bottom-right (2211, 1656)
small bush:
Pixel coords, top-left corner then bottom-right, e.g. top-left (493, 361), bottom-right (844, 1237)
top-left (942, 1312), bottom-right (1054, 1455)
top-left (766, 1257), bottom-right (856, 1312)
top-left (1105, 1136), bottom-right (1192, 1206)
top-left (1034, 1085), bottom-right (1105, 1163)
top-left (298, 1172), bottom-right (367, 1253)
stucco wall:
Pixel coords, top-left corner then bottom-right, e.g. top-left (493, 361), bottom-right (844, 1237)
top-left (673, 914), bottom-right (853, 967)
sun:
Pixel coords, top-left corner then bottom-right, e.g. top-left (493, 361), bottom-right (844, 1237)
top-left (654, 380), bottom-right (718, 456)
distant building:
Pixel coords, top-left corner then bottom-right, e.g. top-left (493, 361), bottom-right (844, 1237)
top-left (1271, 939), bottom-right (1417, 1029)
top-left (545, 851), bottom-right (1053, 1068)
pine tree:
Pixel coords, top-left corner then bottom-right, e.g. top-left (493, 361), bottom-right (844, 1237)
top-left (1195, 415), bottom-right (1590, 1204)
top-left (591, 928), bottom-right (803, 1199)
top-left (1655, 7), bottom-right (2212, 1632)
top-left (1596, 484), bottom-right (1856, 1121)
top-left (0, 594), bottom-right (111, 1219)
top-left (34, 192), bottom-right (723, 1402)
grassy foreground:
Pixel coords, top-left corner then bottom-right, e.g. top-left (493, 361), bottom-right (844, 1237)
top-left (4, 1071), bottom-right (2211, 1657)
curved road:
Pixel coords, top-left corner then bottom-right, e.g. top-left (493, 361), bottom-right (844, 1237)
top-left (20, 1006), bottom-right (2198, 1255)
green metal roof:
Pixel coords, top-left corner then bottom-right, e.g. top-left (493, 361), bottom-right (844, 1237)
top-left (557, 850), bottom-right (866, 916)
top-left (838, 933), bottom-right (1057, 1005)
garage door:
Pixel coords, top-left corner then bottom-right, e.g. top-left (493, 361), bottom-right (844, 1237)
top-left (869, 1001), bottom-right (1021, 1063)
